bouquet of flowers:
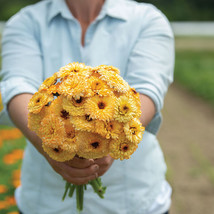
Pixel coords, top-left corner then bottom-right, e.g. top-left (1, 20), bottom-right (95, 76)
top-left (28, 62), bottom-right (144, 213)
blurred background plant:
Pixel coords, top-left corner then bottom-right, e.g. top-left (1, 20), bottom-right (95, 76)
top-left (0, 0), bottom-right (214, 214)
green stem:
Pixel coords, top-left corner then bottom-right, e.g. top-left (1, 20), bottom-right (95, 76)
top-left (69, 184), bottom-right (76, 197)
top-left (62, 182), bottom-right (71, 201)
top-left (89, 179), bottom-right (106, 199)
top-left (76, 185), bottom-right (84, 213)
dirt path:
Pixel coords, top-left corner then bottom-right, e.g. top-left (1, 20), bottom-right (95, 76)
top-left (157, 83), bottom-right (214, 214)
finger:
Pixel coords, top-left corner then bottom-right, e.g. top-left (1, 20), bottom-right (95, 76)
top-left (67, 164), bottom-right (99, 178)
top-left (65, 157), bottom-right (94, 168)
top-left (94, 155), bottom-right (113, 166)
top-left (63, 172), bottom-right (98, 185)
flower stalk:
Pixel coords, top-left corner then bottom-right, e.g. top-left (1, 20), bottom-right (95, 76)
top-left (62, 178), bottom-right (106, 213)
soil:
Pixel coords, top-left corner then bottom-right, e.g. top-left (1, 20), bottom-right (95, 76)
top-left (157, 83), bottom-right (214, 214)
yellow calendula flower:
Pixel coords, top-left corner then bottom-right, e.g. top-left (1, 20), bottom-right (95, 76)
top-left (58, 75), bottom-right (91, 99)
top-left (57, 62), bottom-right (91, 79)
top-left (63, 120), bottom-right (78, 153)
top-left (71, 115), bottom-right (96, 132)
top-left (96, 65), bottom-right (120, 74)
top-left (62, 96), bottom-right (86, 117)
top-left (127, 88), bottom-right (141, 116)
top-left (84, 95), bottom-right (116, 121)
top-left (95, 120), bottom-right (123, 139)
top-left (39, 73), bottom-right (58, 90)
top-left (98, 69), bottom-right (129, 93)
top-left (76, 131), bottom-right (109, 159)
top-left (124, 118), bottom-right (144, 144)
top-left (28, 89), bottom-right (53, 114)
top-left (42, 143), bottom-right (76, 162)
top-left (49, 96), bottom-right (71, 121)
top-left (89, 76), bottom-right (114, 96)
top-left (105, 120), bottom-right (124, 139)
top-left (109, 136), bottom-right (138, 160)
top-left (114, 95), bottom-right (137, 123)
top-left (28, 106), bottom-right (48, 132)
top-left (39, 114), bottom-right (65, 148)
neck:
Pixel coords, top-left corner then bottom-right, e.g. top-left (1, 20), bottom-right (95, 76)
top-left (66, 0), bottom-right (105, 25)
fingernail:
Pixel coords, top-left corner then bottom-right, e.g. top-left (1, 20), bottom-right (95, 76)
top-left (89, 159), bottom-right (94, 164)
top-left (93, 164), bottom-right (99, 170)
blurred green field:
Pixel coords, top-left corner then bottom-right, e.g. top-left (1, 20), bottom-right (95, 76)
top-left (175, 49), bottom-right (214, 107)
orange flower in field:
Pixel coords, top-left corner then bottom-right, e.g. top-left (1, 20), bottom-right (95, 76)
top-left (0, 92), bottom-right (3, 112)
top-left (3, 149), bottom-right (24, 165)
top-left (0, 201), bottom-right (8, 209)
top-left (0, 185), bottom-right (7, 194)
top-left (5, 196), bottom-right (16, 206)
top-left (0, 129), bottom-right (23, 140)
top-left (7, 212), bottom-right (19, 214)
top-left (13, 169), bottom-right (21, 188)
top-left (3, 154), bottom-right (16, 165)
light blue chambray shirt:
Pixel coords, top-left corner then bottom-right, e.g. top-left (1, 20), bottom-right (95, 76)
top-left (0, 0), bottom-right (174, 213)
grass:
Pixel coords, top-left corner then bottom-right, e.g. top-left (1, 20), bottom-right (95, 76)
top-left (174, 49), bottom-right (214, 107)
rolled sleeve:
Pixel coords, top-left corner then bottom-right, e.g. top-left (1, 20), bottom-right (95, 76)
top-left (0, 9), bottom-right (43, 126)
top-left (124, 9), bottom-right (174, 112)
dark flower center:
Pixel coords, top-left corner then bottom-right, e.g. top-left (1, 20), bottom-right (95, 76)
top-left (76, 97), bottom-right (83, 103)
top-left (85, 114), bottom-right (92, 121)
top-left (122, 145), bottom-right (128, 152)
top-left (91, 142), bottom-right (99, 149)
top-left (53, 148), bottom-right (59, 153)
top-left (61, 110), bottom-right (70, 119)
top-left (98, 102), bottom-right (105, 109)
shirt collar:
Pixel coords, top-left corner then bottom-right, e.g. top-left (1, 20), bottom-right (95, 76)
top-left (48, 0), bottom-right (128, 23)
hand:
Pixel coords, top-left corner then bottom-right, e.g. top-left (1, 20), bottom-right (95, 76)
top-left (94, 155), bottom-right (114, 177)
top-left (46, 156), bottom-right (100, 185)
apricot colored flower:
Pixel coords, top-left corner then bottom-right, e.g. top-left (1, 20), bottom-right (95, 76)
top-left (124, 118), bottom-right (144, 144)
top-left (89, 76), bottom-right (113, 96)
top-left (96, 65), bottom-right (120, 74)
top-left (63, 120), bottom-right (78, 153)
top-left (42, 144), bottom-right (76, 162)
top-left (28, 106), bottom-right (48, 132)
top-left (62, 96), bottom-right (86, 117)
top-left (58, 75), bottom-right (91, 99)
top-left (98, 69), bottom-right (129, 93)
top-left (114, 96), bottom-right (137, 123)
top-left (71, 115), bottom-right (96, 132)
top-left (127, 87), bottom-right (141, 116)
top-left (39, 114), bottom-right (65, 147)
top-left (39, 73), bottom-right (58, 90)
top-left (49, 96), bottom-right (70, 121)
top-left (84, 95), bottom-right (116, 121)
top-left (109, 136), bottom-right (138, 160)
top-left (28, 89), bottom-right (53, 114)
top-left (76, 131), bottom-right (109, 159)
top-left (57, 62), bottom-right (92, 81)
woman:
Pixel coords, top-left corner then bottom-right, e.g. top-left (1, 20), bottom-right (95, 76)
top-left (0, 0), bottom-right (174, 213)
